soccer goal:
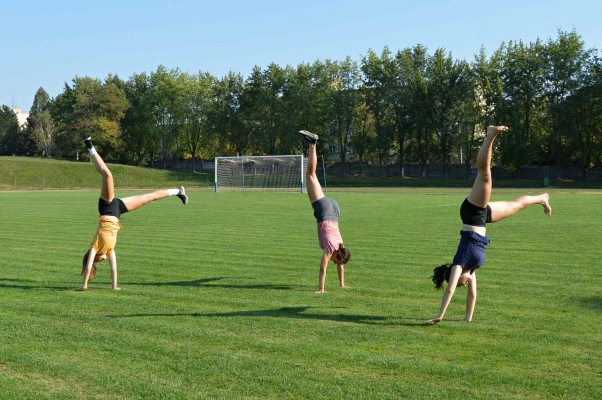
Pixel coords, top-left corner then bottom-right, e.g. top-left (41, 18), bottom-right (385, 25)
top-left (215, 155), bottom-right (307, 192)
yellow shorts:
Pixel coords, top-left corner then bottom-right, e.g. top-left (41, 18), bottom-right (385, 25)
top-left (90, 217), bottom-right (122, 256)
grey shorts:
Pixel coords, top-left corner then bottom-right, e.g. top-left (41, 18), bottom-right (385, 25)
top-left (311, 197), bottom-right (340, 223)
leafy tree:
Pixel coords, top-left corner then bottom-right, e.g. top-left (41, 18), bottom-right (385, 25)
top-left (50, 76), bottom-right (129, 159)
top-left (426, 48), bottom-right (471, 172)
top-left (28, 87), bottom-right (55, 157)
top-left (497, 39), bottom-right (546, 174)
top-left (361, 48), bottom-right (396, 173)
top-left (281, 61), bottom-right (330, 155)
top-left (149, 66), bottom-right (188, 165)
top-left (121, 72), bottom-right (155, 165)
top-left (558, 51), bottom-right (602, 178)
top-left (210, 72), bottom-right (247, 155)
top-left (0, 105), bottom-right (20, 155)
top-left (542, 29), bottom-right (592, 170)
top-left (182, 71), bottom-right (216, 170)
top-left (324, 57), bottom-right (361, 170)
top-left (349, 89), bottom-right (376, 175)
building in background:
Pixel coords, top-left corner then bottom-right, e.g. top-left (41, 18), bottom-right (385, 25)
top-left (12, 107), bottom-right (29, 128)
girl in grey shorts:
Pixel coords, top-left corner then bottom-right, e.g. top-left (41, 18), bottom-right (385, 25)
top-left (300, 130), bottom-right (351, 293)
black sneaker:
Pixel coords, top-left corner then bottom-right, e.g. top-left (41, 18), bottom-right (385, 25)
top-left (83, 137), bottom-right (94, 149)
top-left (177, 185), bottom-right (188, 205)
top-left (299, 130), bottom-right (318, 143)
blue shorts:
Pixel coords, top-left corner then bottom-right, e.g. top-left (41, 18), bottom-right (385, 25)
top-left (452, 230), bottom-right (491, 273)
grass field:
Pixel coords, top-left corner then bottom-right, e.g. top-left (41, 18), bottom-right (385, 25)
top-left (0, 187), bottom-right (600, 399)
top-left (0, 157), bottom-right (213, 190)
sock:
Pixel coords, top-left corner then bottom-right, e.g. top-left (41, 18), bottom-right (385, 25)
top-left (167, 188), bottom-right (179, 196)
top-left (88, 147), bottom-right (97, 156)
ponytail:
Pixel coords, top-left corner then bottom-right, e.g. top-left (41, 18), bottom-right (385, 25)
top-left (431, 264), bottom-right (452, 290)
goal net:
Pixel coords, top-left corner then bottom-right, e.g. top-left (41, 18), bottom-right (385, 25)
top-left (215, 155), bottom-right (307, 192)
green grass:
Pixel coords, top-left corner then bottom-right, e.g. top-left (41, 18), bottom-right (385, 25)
top-left (0, 157), bottom-right (213, 190)
top-left (0, 188), bottom-right (600, 399)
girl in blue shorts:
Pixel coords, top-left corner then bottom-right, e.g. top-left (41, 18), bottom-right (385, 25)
top-left (426, 126), bottom-right (552, 324)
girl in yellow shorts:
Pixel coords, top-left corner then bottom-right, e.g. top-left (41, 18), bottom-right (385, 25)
top-left (76, 137), bottom-right (188, 291)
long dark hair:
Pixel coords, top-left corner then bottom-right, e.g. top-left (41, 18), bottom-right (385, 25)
top-left (337, 245), bottom-right (351, 264)
top-left (81, 250), bottom-right (97, 280)
top-left (82, 250), bottom-right (90, 274)
top-left (431, 264), bottom-right (452, 290)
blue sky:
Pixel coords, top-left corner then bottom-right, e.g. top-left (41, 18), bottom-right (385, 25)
top-left (2, 0), bottom-right (600, 110)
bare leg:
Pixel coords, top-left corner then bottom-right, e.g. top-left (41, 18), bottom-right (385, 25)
top-left (466, 126), bottom-right (507, 208)
top-left (305, 140), bottom-right (325, 204)
top-left (120, 190), bottom-right (170, 212)
top-left (91, 153), bottom-right (115, 202)
top-left (489, 193), bottom-right (552, 223)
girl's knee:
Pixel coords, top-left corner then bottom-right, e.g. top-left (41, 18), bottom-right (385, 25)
top-left (101, 168), bottom-right (113, 179)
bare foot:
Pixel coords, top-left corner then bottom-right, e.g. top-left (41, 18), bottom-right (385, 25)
top-left (542, 193), bottom-right (552, 217)
top-left (75, 286), bottom-right (87, 291)
top-left (340, 285), bottom-right (350, 289)
top-left (486, 125), bottom-right (508, 139)
top-left (425, 317), bottom-right (442, 325)
top-left (113, 287), bottom-right (122, 291)
top-left (316, 290), bottom-right (326, 294)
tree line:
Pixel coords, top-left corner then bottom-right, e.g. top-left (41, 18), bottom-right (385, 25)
top-left (1, 29), bottom-right (600, 178)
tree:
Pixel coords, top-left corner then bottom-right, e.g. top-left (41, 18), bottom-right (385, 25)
top-left (324, 57), bottom-right (361, 171)
top-left (121, 72), bottom-right (155, 165)
top-left (426, 48), bottom-right (471, 174)
top-left (49, 76), bottom-right (129, 159)
top-left (497, 39), bottom-right (546, 174)
top-left (542, 29), bottom-right (592, 171)
top-left (349, 89), bottom-right (376, 175)
top-left (28, 87), bottom-right (55, 156)
top-left (210, 72), bottom-right (247, 155)
top-left (182, 71), bottom-right (216, 171)
top-left (281, 61), bottom-right (330, 155)
top-left (0, 105), bottom-right (20, 155)
top-left (361, 48), bottom-right (396, 174)
top-left (149, 66), bottom-right (187, 165)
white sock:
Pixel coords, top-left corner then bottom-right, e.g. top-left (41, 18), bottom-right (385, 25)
top-left (88, 147), bottom-right (97, 156)
top-left (167, 188), bottom-right (179, 196)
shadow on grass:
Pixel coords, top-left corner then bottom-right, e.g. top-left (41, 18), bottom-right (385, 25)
top-left (0, 278), bottom-right (69, 291)
top-left (107, 306), bottom-right (428, 326)
top-left (125, 277), bottom-right (295, 291)
top-left (575, 295), bottom-right (602, 311)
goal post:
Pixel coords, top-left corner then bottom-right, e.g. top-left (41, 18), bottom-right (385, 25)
top-left (215, 155), bottom-right (307, 192)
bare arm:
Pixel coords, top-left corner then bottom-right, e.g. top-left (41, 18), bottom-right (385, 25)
top-left (337, 263), bottom-right (347, 288)
top-left (464, 272), bottom-right (477, 322)
top-left (317, 252), bottom-right (331, 294)
top-left (109, 251), bottom-right (120, 290)
top-left (425, 264), bottom-right (463, 324)
top-left (76, 247), bottom-right (97, 291)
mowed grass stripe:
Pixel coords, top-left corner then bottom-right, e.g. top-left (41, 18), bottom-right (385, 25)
top-left (0, 189), bottom-right (600, 399)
